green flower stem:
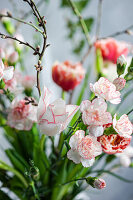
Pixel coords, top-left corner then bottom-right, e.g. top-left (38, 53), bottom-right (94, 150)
top-left (62, 90), bottom-right (66, 100)
top-left (68, 0), bottom-right (90, 46)
top-left (57, 177), bottom-right (86, 187)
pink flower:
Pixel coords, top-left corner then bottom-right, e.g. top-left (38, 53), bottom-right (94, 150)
top-left (8, 51), bottom-right (19, 64)
top-left (7, 98), bottom-right (37, 130)
top-left (113, 77), bottom-right (126, 91)
top-left (95, 38), bottom-right (129, 63)
top-left (98, 134), bottom-right (131, 154)
top-left (37, 86), bottom-right (79, 136)
top-left (90, 77), bottom-right (121, 104)
top-left (93, 178), bottom-right (106, 189)
top-left (0, 60), bottom-right (14, 80)
top-left (80, 98), bottom-right (112, 126)
top-left (21, 75), bottom-right (36, 89)
top-left (113, 114), bottom-right (133, 138)
top-left (52, 61), bottom-right (85, 91)
top-left (67, 130), bottom-right (102, 167)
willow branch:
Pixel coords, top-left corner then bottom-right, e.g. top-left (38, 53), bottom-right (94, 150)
top-left (68, 0), bottom-right (90, 46)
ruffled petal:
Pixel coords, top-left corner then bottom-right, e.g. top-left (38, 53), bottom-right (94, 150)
top-left (67, 149), bottom-right (81, 164)
top-left (89, 126), bottom-right (104, 137)
top-left (81, 158), bottom-right (95, 167)
top-left (69, 130), bottom-right (85, 149)
top-left (39, 120), bottom-right (62, 136)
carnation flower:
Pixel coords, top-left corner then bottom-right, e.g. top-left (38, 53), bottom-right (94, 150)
top-left (113, 77), bottom-right (126, 91)
top-left (113, 114), bottom-right (133, 138)
top-left (98, 134), bottom-right (131, 154)
top-left (95, 38), bottom-right (129, 64)
top-left (52, 61), bottom-right (85, 91)
top-left (37, 86), bottom-right (79, 136)
top-left (93, 178), bottom-right (106, 189)
top-left (90, 77), bottom-right (121, 104)
top-left (67, 130), bottom-right (102, 167)
top-left (80, 98), bottom-right (112, 126)
top-left (0, 59), bottom-right (14, 81)
top-left (116, 145), bottom-right (133, 167)
top-left (7, 98), bottom-right (37, 130)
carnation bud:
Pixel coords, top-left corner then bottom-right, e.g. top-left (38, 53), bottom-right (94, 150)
top-left (86, 177), bottom-right (106, 189)
top-left (8, 52), bottom-right (19, 64)
top-left (124, 57), bottom-right (133, 81)
top-left (113, 77), bottom-right (126, 91)
top-left (117, 55), bottom-right (127, 76)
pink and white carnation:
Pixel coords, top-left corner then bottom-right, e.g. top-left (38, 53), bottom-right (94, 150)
top-left (67, 130), bottom-right (102, 167)
top-left (80, 98), bottom-right (112, 126)
top-left (37, 86), bottom-right (79, 136)
top-left (7, 98), bottom-right (37, 130)
top-left (93, 178), bottom-right (106, 189)
top-left (90, 77), bottom-right (121, 104)
top-left (0, 60), bottom-right (14, 81)
top-left (113, 114), bottom-right (133, 138)
top-left (116, 145), bottom-right (133, 167)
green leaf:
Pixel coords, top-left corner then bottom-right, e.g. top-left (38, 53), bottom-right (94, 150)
top-left (73, 39), bottom-right (85, 54)
top-left (96, 48), bottom-right (104, 74)
top-left (84, 17), bottom-right (94, 32)
top-left (61, 0), bottom-right (91, 12)
top-left (73, 0), bottom-right (90, 12)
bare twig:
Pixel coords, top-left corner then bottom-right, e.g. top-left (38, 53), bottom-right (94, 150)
top-left (0, 13), bottom-right (46, 38)
top-left (23, 0), bottom-right (48, 97)
top-left (100, 24), bottom-right (133, 39)
top-left (0, 32), bottom-right (40, 55)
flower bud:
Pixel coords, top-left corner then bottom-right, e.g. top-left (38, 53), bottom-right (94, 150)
top-left (93, 178), bottom-right (106, 189)
top-left (8, 52), bottom-right (19, 64)
top-left (113, 77), bottom-right (126, 91)
top-left (117, 55), bottom-right (127, 76)
top-left (86, 177), bottom-right (106, 189)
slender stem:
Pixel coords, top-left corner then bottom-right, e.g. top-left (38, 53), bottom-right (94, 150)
top-left (127, 108), bottom-right (133, 116)
top-left (68, 0), bottom-right (90, 45)
top-left (57, 177), bottom-right (86, 187)
top-left (0, 14), bottom-right (46, 38)
top-left (62, 90), bottom-right (66, 100)
top-left (100, 24), bottom-right (133, 39)
top-left (30, 181), bottom-right (40, 200)
top-left (0, 32), bottom-right (39, 54)
top-left (96, 0), bottom-right (103, 40)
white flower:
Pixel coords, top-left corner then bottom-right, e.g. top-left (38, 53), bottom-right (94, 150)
top-left (113, 114), bottom-right (133, 138)
top-left (37, 86), bottom-right (79, 136)
top-left (90, 77), bottom-right (121, 104)
top-left (0, 60), bottom-right (14, 80)
top-left (67, 130), bottom-right (102, 167)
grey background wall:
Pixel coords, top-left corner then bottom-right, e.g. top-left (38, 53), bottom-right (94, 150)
top-left (0, 0), bottom-right (133, 200)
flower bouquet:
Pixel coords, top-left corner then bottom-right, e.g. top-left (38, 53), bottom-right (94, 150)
top-left (0, 0), bottom-right (133, 200)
